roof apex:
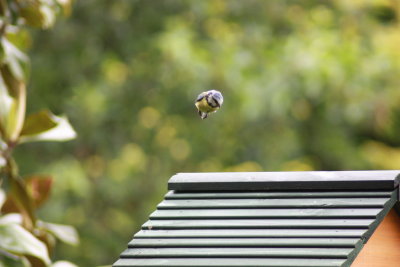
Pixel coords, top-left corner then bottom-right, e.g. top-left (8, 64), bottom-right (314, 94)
top-left (168, 170), bottom-right (400, 191)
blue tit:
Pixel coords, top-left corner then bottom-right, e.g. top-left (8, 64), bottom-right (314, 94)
top-left (195, 89), bottom-right (223, 119)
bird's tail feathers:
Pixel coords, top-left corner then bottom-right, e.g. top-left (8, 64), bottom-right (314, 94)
top-left (199, 111), bottom-right (208, 119)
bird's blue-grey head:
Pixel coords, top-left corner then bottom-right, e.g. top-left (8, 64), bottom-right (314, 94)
top-left (209, 90), bottom-right (223, 107)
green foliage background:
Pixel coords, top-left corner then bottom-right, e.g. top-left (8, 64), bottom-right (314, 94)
top-left (15, 0), bottom-right (400, 266)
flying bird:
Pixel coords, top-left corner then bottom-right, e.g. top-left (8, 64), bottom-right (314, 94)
top-left (195, 90), bottom-right (223, 119)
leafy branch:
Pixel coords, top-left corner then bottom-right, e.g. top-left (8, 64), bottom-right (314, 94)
top-left (0, 1), bottom-right (77, 267)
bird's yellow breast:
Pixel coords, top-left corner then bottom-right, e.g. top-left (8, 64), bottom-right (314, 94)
top-left (195, 97), bottom-right (218, 113)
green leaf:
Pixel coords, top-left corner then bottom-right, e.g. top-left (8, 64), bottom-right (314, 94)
top-left (0, 213), bottom-right (23, 225)
top-left (19, 111), bottom-right (76, 143)
top-left (0, 155), bottom-right (5, 168)
top-left (20, 110), bottom-right (57, 136)
top-left (56, 0), bottom-right (73, 16)
top-left (0, 38), bottom-right (28, 142)
top-left (17, 0), bottom-right (43, 28)
top-left (0, 74), bottom-right (26, 142)
top-left (0, 223), bottom-right (50, 265)
top-left (1, 39), bottom-right (29, 82)
top-left (0, 189), bottom-right (5, 209)
top-left (18, 0), bottom-right (57, 29)
top-left (0, 75), bottom-right (15, 135)
top-left (3, 174), bottom-right (36, 229)
top-left (38, 221), bottom-right (79, 246)
top-left (52, 261), bottom-right (78, 267)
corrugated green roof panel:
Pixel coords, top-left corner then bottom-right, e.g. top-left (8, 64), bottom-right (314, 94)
top-left (113, 171), bottom-right (400, 267)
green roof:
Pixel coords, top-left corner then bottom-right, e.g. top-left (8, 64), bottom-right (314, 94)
top-left (113, 171), bottom-right (400, 267)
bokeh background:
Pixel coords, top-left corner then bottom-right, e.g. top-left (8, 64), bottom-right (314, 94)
top-left (13, 0), bottom-right (400, 266)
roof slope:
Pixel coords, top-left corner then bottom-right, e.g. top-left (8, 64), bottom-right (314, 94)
top-left (113, 171), bottom-right (400, 267)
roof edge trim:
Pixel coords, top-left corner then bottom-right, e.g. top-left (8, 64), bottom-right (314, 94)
top-left (168, 170), bottom-right (400, 191)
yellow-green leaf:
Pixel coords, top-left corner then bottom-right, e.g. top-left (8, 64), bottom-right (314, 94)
top-left (0, 38), bottom-right (28, 142)
top-left (0, 213), bottom-right (23, 225)
top-left (18, 0), bottom-right (57, 29)
top-left (19, 112), bottom-right (76, 143)
top-left (20, 110), bottom-right (57, 136)
top-left (0, 155), bottom-right (6, 168)
top-left (56, 0), bottom-right (73, 16)
top-left (0, 76), bottom-right (26, 143)
top-left (1, 39), bottom-right (29, 83)
top-left (38, 221), bottom-right (79, 246)
top-left (8, 176), bottom-right (36, 229)
top-left (0, 189), bottom-right (5, 209)
top-left (0, 223), bottom-right (50, 265)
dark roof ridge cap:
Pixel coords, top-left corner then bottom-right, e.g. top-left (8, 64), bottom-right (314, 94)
top-left (168, 170), bottom-right (400, 191)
